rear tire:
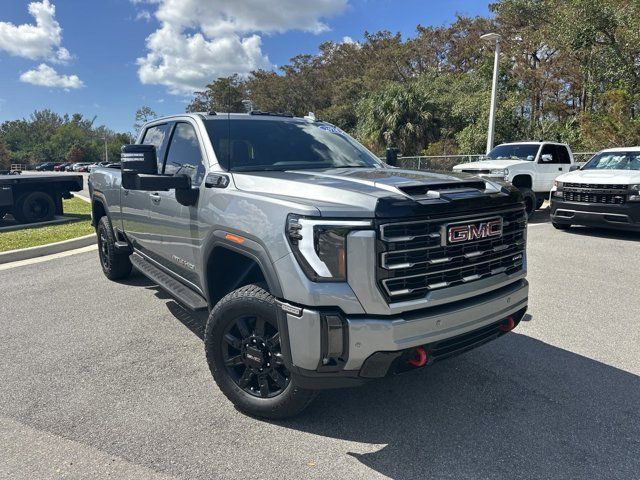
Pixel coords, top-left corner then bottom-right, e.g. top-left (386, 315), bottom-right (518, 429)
top-left (205, 284), bottom-right (317, 419)
top-left (97, 216), bottom-right (132, 280)
top-left (13, 191), bottom-right (55, 223)
top-left (552, 221), bottom-right (571, 230)
top-left (519, 188), bottom-right (537, 218)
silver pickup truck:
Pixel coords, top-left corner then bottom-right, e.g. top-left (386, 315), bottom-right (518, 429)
top-left (89, 112), bottom-right (529, 419)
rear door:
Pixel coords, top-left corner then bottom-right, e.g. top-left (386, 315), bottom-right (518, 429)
top-left (121, 123), bottom-right (169, 254)
top-left (149, 121), bottom-right (208, 288)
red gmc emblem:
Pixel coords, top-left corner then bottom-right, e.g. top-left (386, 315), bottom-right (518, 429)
top-left (444, 217), bottom-right (503, 245)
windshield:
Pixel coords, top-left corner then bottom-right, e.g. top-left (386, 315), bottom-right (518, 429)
top-left (582, 152), bottom-right (640, 170)
top-left (205, 118), bottom-right (382, 171)
top-left (486, 144), bottom-right (540, 161)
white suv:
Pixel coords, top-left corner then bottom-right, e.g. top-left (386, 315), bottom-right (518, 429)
top-left (453, 142), bottom-right (575, 216)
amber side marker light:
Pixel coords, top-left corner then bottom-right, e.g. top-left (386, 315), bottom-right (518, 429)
top-left (225, 233), bottom-right (245, 244)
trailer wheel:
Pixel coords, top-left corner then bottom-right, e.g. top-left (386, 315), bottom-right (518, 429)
top-left (13, 191), bottom-right (56, 223)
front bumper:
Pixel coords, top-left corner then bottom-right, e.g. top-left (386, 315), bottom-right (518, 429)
top-left (276, 278), bottom-right (528, 389)
top-left (550, 198), bottom-right (640, 231)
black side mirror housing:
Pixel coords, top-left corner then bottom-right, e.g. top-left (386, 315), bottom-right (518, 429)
top-left (385, 147), bottom-right (400, 167)
top-left (569, 164), bottom-right (581, 172)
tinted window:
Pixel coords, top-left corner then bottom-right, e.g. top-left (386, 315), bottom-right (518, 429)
top-left (164, 123), bottom-right (205, 185)
top-left (142, 124), bottom-right (169, 171)
top-left (486, 144), bottom-right (539, 161)
top-left (205, 119), bottom-right (381, 171)
top-left (556, 145), bottom-right (571, 164)
top-left (540, 144), bottom-right (563, 164)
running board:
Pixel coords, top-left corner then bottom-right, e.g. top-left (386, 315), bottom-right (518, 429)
top-left (130, 252), bottom-right (208, 311)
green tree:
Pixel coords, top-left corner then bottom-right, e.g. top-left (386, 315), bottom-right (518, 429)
top-left (134, 106), bottom-right (157, 135)
top-left (65, 143), bottom-right (85, 163)
top-left (0, 136), bottom-right (11, 169)
top-left (186, 74), bottom-right (247, 113)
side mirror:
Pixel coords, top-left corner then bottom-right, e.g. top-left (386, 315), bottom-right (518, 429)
top-left (121, 144), bottom-right (158, 175)
top-left (385, 147), bottom-right (400, 167)
top-left (569, 164), bottom-right (580, 172)
top-left (541, 154), bottom-right (553, 163)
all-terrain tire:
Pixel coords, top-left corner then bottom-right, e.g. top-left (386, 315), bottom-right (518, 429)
top-left (13, 191), bottom-right (55, 223)
top-left (205, 284), bottom-right (317, 419)
top-left (519, 188), bottom-right (537, 218)
top-left (97, 215), bottom-right (132, 280)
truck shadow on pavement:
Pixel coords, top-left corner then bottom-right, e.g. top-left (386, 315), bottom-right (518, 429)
top-left (160, 299), bottom-right (640, 479)
top-left (286, 333), bottom-right (640, 479)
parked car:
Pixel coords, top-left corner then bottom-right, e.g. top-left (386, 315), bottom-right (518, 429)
top-left (72, 162), bottom-right (92, 172)
top-left (35, 162), bottom-right (57, 171)
top-left (89, 112), bottom-right (529, 419)
top-left (550, 147), bottom-right (640, 231)
top-left (453, 142), bottom-right (575, 217)
top-left (54, 162), bottom-right (72, 171)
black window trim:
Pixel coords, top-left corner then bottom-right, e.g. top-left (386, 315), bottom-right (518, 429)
top-left (162, 121), bottom-right (207, 186)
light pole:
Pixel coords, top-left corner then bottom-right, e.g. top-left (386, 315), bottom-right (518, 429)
top-left (481, 32), bottom-right (502, 155)
top-left (103, 136), bottom-right (108, 163)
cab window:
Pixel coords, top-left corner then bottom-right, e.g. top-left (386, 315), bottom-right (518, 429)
top-left (141, 124), bottom-right (170, 172)
top-left (163, 122), bottom-right (205, 186)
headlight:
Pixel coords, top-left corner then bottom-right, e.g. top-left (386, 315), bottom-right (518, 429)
top-left (287, 215), bottom-right (372, 281)
top-left (490, 168), bottom-right (508, 176)
top-left (629, 184), bottom-right (640, 202)
top-left (553, 180), bottom-right (563, 188)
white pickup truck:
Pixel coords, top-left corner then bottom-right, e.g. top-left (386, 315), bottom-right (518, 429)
top-left (453, 142), bottom-right (575, 217)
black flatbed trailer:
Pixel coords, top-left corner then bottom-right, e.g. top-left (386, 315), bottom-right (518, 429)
top-left (0, 173), bottom-right (83, 224)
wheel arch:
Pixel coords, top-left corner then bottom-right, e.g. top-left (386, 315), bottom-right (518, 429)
top-left (202, 234), bottom-right (283, 308)
top-left (512, 174), bottom-right (533, 189)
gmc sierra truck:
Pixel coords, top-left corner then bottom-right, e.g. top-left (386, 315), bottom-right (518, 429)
top-left (453, 141), bottom-right (575, 217)
top-left (89, 112), bottom-right (529, 419)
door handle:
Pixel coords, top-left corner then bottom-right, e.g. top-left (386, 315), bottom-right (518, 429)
top-left (558, 167), bottom-right (563, 171)
top-left (150, 192), bottom-right (161, 204)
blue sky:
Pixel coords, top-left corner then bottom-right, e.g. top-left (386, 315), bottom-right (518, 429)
top-left (0, 0), bottom-right (490, 133)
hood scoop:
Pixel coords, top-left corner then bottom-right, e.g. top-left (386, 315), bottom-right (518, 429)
top-left (398, 180), bottom-right (487, 198)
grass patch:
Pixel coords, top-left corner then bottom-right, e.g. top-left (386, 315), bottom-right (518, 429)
top-left (0, 197), bottom-right (94, 252)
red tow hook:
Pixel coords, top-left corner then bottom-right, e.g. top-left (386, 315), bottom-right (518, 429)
top-left (407, 346), bottom-right (428, 367)
top-left (498, 316), bottom-right (516, 332)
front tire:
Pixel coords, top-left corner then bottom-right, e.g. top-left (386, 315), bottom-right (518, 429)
top-left (97, 216), bottom-right (132, 280)
top-left (519, 188), bottom-right (537, 218)
top-left (205, 284), bottom-right (317, 419)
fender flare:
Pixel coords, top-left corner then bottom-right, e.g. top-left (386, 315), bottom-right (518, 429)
top-left (200, 230), bottom-right (284, 306)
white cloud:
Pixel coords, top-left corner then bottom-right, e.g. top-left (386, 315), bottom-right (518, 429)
top-left (135, 10), bottom-right (152, 22)
top-left (341, 36), bottom-right (355, 44)
top-left (20, 63), bottom-right (84, 89)
top-left (135, 0), bottom-right (347, 94)
top-left (0, 0), bottom-right (73, 63)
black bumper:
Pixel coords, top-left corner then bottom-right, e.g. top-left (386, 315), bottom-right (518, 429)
top-left (550, 198), bottom-right (640, 231)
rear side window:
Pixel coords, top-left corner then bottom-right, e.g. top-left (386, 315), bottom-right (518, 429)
top-left (556, 145), bottom-right (571, 164)
top-left (163, 123), bottom-right (205, 186)
top-left (142, 124), bottom-right (169, 172)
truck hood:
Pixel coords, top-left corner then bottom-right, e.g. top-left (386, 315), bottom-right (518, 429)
top-left (557, 169), bottom-right (640, 185)
top-left (453, 159), bottom-right (531, 170)
top-left (232, 167), bottom-right (511, 218)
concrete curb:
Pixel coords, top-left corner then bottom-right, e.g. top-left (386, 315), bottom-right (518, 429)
top-left (0, 233), bottom-right (96, 265)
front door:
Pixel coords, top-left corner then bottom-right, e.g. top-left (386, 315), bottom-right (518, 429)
top-left (536, 144), bottom-right (570, 192)
top-left (121, 123), bottom-right (170, 254)
top-left (149, 121), bottom-right (208, 288)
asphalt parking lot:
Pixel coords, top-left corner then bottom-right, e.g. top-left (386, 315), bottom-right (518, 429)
top-left (1, 209), bottom-right (639, 480)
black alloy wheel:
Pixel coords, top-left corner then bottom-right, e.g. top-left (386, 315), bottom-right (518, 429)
top-left (221, 314), bottom-right (290, 398)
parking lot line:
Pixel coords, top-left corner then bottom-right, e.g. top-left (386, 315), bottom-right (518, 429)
top-left (0, 244), bottom-right (97, 271)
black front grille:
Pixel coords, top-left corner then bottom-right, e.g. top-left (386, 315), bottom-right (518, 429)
top-left (377, 207), bottom-right (526, 301)
top-left (461, 169), bottom-right (491, 174)
top-left (562, 183), bottom-right (628, 205)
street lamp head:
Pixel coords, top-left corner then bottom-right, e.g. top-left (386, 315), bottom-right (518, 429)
top-left (480, 32), bottom-right (502, 43)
